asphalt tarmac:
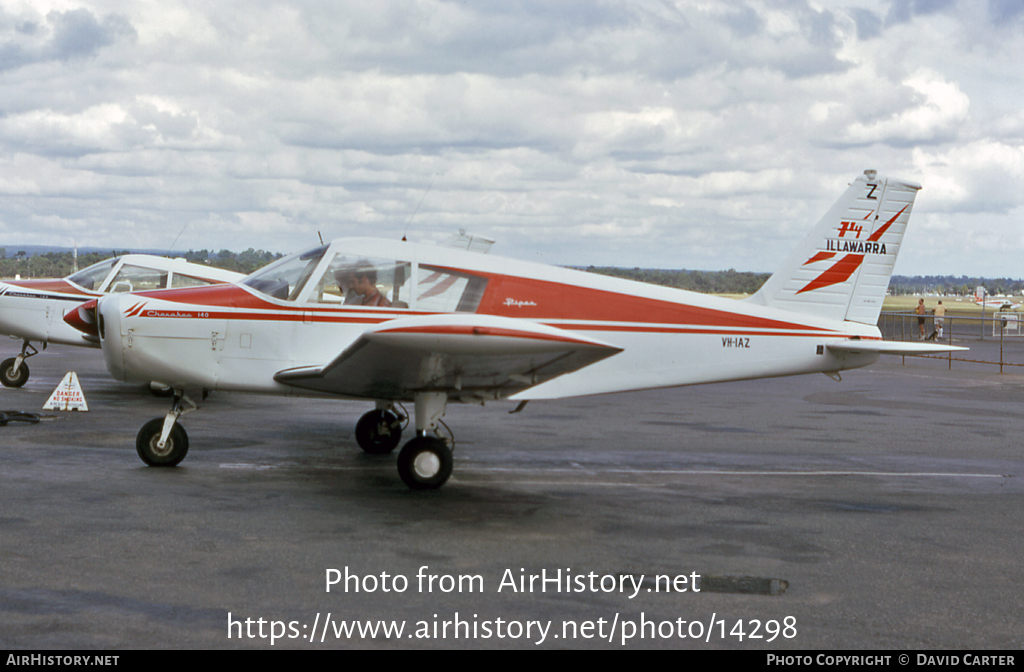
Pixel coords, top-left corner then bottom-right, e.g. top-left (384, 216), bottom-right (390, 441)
top-left (2, 342), bottom-right (1022, 649)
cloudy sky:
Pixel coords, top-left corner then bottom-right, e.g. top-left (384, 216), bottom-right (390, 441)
top-left (1, 0), bottom-right (1022, 276)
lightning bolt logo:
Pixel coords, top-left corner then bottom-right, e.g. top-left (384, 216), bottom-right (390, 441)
top-left (796, 205), bottom-right (907, 295)
top-left (125, 301), bottom-right (148, 317)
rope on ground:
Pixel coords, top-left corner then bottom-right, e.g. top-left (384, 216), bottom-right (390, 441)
top-left (0, 411), bottom-right (42, 426)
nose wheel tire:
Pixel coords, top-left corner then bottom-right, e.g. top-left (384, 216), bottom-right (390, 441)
top-left (397, 436), bottom-right (453, 490)
top-left (355, 409), bottom-right (404, 454)
top-left (1, 358), bottom-right (29, 388)
top-left (136, 418), bottom-right (190, 467)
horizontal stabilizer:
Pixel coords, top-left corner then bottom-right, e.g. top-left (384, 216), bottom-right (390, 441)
top-left (274, 314), bottom-right (622, 401)
top-left (827, 340), bottom-right (967, 356)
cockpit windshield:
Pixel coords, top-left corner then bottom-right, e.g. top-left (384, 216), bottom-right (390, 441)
top-left (241, 245), bottom-right (327, 301)
top-left (68, 258), bottom-right (118, 291)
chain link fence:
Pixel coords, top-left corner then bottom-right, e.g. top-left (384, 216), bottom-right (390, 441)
top-left (877, 311), bottom-right (1024, 373)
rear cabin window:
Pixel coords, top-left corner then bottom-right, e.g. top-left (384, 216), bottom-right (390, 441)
top-left (171, 273), bottom-right (219, 288)
top-left (416, 265), bottom-right (488, 313)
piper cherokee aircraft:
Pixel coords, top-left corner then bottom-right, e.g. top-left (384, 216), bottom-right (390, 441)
top-left (973, 287), bottom-right (1020, 311)
top-left (0, 255), bottom-right (242, 387)
top-left (67, 170), bottom-right (964, 489)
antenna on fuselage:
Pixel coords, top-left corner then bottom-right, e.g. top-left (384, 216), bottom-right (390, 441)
top-left (402, 173), bottom-right (437, 242)
top-left (166, 221), bottom-right (190, 257)
top-left (318, 231), bottom-right (324, 245)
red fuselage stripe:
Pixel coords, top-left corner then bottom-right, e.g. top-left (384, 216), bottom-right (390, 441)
top-left (128, 307), bottom-right (845, 338)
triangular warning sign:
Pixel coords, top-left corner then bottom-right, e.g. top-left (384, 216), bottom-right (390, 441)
top-left (43, 372), bottom-right (89, 412)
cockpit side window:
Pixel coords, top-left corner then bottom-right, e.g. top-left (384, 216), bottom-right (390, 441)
top-left (309, 254), bottom-right (412, 309)
top-left (242, 245), bottom-right (327, 301)
top-left (108, 265), bottom-right (169, 293)
top-left (68, 258), bottom-right (118, 291)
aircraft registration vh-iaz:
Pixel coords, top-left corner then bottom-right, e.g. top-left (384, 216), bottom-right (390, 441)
top-left (64, 170), bottom-right (964, 489)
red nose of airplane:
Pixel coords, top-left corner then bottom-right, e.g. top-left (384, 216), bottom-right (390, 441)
top-left (64, 298), bottom-right (100, 337)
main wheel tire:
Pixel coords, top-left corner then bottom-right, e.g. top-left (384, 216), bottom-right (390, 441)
top-left (136, 418), bottom-right (189, 467)
top-left (397, 436), bottom-right (453, 490)
top-left (1, 358), bottom-right (29, 388)
top-left (355, 409), bottom-right (403, 454)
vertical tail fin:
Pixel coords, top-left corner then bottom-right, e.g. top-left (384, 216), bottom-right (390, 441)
top-left (746, 170), bottom-right (920, 325)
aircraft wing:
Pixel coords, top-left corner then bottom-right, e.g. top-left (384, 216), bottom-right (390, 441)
top-left (827, 340), bottom-right (968, 356)
top-left (273, 314), bottom-right (623, 401)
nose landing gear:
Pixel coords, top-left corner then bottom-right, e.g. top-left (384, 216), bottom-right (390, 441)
top-left (135, 393), bottom-right (198, 467)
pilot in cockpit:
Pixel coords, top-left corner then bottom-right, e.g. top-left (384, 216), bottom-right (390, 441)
top-left (337, 263), bottom-right (391, 307)
top-left (333, 268), bottom-right (359, 304)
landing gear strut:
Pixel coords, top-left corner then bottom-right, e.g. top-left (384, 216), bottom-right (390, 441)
top-left (135, 393), bottom-right (197, 467)
top-left (1, 341), bottom-right (39, 388)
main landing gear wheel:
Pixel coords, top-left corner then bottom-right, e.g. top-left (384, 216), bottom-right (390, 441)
top-left (355, 409), bottom-right (404, 454)
top-left (1, 358), bottom-right (29, 388)
top-left (397, 436), bottom-right (453, 490)
top-left (136, 418), bottom-right (190, 467)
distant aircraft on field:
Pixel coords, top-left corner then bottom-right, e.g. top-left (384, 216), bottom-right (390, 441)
top-left (0, 255), bottom-right (242, 387)
top-left (974, 287), bottom-right (1021, 311)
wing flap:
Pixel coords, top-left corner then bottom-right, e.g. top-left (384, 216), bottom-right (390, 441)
top-left (274, 314), bottom-right (622, 400)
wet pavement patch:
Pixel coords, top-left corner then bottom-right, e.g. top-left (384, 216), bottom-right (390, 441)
top-left (619, 573), bottom-right (789, 596)
top-left (0, 588), bottom-right (223, 626)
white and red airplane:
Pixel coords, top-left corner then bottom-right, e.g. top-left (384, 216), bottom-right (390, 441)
top-left (973, 287), bottom-right (1020, 311)
top-left (66, 170), bottom-right (964, 489)
top-left (0, 255), bottom-right (242, 387)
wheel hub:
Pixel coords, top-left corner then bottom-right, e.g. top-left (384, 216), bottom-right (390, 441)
top-left (149, 436), bottom-right (175, 458)
top-left (412, 451), bottom-right (441, 478)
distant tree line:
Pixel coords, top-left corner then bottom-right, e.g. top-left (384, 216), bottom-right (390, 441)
top-left (175, 249), bottom-right (283, 273)
top-left (888, 275), bottom-right (1024, 297)
top-left (0, 250), bottom-right (128, 280)
top-left (583, 267), bottom-right (771, 295)
top-left (583, 268), bottom-right (1024, 297)
top-left (0, 247), bottom-right (282, 279)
